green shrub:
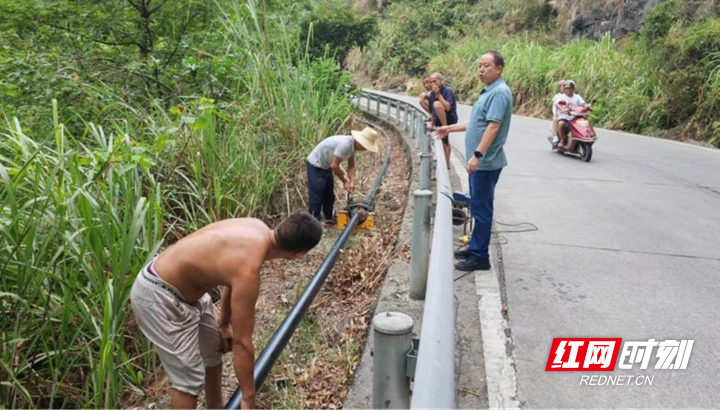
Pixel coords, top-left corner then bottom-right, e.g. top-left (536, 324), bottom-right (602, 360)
top-left (302, 0), bottom-right (377, 64)
top-left (360, 0), bottom-right (485, 75)
top-left (430, 34), bottom-right (668, 133)
top-left (642, 0), bottom-right (682, 41)
top-left (0, 0), bottom-right (354, 407)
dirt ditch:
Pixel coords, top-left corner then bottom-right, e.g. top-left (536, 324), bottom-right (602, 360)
top-left (129, 115), bottom-right (411, 409)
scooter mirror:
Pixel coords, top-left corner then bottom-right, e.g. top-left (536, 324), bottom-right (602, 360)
top-left (590, 98), bottom-right (597, 105)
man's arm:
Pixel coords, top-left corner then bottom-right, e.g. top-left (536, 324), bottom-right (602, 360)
top-left (218, 286), bottom-right (233, 352)
top-left (466, 121), bottom-right (501, 173)
top-left (476, 121), bottom-right (501, 154)
top-left (421, 97), bottom-right (432, 115)
top-left (478, 92), bottom-right (511, 152)
top-left (577, 95), bottom-right (588, 108)
top-left (435, 121), bottom-right (468, 138)
top-left (347, 156), bottom-right (355, 191)
top-left (218, 286), bottom-right (232, 327)
top-left (467, 91), bottom-right (511, 171)
top-left (330, 155), bottom-right (348, 184)
top-left (230, 270), bottom-right (260, 409)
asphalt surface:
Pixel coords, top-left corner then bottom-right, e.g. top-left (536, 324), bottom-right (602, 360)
top-left (365, 89), bottom-right (720, 408)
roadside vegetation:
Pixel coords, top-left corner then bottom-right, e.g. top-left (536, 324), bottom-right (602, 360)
top-left (346, 0), bottom-right (719, 145)
top-left (0, 0), bottom-right (367, 407)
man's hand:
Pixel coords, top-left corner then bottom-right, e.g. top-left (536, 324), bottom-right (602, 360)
top-left (435, 126), bottom-right (450, 139)
top-left (219, 326), bottom-right (233, 354)
top-left (432, 84), bottom-right (441, 96)
top-left (466, 155), bottom-right (480, 173)
top-left (241, 395), bottom-right (256, 410)
top-left (344, 181), bottom-right (354, 192)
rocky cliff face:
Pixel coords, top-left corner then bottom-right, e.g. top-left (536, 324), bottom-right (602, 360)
top-left (354, 0), bottom-right (716, 40)
top-left (567, 0), bottom-right (664, 39)
top-left (555, 0), bottom-right (714, 39)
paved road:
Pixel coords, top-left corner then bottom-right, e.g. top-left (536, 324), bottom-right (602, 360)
top-left (364, 89), bottom-right (720, 408)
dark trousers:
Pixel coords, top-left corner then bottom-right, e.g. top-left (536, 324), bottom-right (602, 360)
top-left (468, 168), bottom-right (503, 260)
top-left (307, 161), bottom-right (334, 221)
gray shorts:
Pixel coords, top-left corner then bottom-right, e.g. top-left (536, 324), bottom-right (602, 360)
top-left (130, 260), bottom-right (223, 396)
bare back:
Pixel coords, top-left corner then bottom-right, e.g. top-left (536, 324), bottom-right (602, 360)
top-left (153, 218), bottom-right (271, 302)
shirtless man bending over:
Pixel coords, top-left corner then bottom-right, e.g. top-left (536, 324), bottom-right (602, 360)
top-left (130, 212), bottom-right (323, 409)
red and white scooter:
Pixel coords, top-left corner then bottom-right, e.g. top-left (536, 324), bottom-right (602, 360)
top-left (548, 99), bottom-right (598, 162)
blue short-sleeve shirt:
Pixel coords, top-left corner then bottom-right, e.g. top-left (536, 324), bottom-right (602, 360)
top-left (465, 78), bottom-right (513, 171)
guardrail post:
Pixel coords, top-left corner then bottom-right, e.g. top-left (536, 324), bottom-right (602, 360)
top-left (376, 95), bottom-right (381, 116)
top-left (418, 130), bottom-right (432, 190)
top-left (372, 312), bottom-right (414, 409)
top-left (386, 99), bottom-right (391, 119)
top-left (410, 189), bottom-right (432, 300)
top-left (419, 153), bottom-right (432, 191)
top-left (416, 115), bottom-right (422, 140)
top-left (411, 111), bottom-right (417, 137)
top-left (415, 118), bottom-right (422, 150)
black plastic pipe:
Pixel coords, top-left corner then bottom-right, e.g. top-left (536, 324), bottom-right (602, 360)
top-left (225, 118), bottom-right (391, 409)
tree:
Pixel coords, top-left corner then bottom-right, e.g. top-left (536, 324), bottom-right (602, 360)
top-left (0, 0), bottom-right (221, 130)
top-left (0, 0), bottom-right (213, 92)
top-left (302, 0), bottom-right (377, 65)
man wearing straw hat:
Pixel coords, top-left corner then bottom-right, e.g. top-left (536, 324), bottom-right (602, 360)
top-left (306, 127), bottom-right (380, 225)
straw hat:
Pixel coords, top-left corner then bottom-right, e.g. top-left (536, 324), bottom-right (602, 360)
top-left (351, 127), bottom-right (380, 153)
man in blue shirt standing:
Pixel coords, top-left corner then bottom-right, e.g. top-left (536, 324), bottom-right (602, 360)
top-left (428, 72), bottom-right (458, 170)
top-left (436, 51), bottom-right (513, 271)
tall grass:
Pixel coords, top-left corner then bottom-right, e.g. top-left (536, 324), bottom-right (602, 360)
top-left (0, 0), bottom-right (354, 407)
top-left (0, 106), bottom-right (163, 408)
top-left (428, 34), bottom-right (668, 133)
top-left (419, 15), bottom-right (720, 143)
top-left (219, 0), bottom-right (352, 147)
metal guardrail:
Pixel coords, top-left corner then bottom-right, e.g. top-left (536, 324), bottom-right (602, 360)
top-left (354, 88), bottom-right (456, 409)
top-left (410, 136), bottom-right (455, 409)
top-left (225, 118), bottom-right (392, 409)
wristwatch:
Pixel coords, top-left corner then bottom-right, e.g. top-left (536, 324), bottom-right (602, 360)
top-left (473, 151), bottom-right (483, 159)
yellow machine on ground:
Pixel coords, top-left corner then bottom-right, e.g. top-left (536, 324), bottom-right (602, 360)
top-left (337, 195), bottom-right (375, 233)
